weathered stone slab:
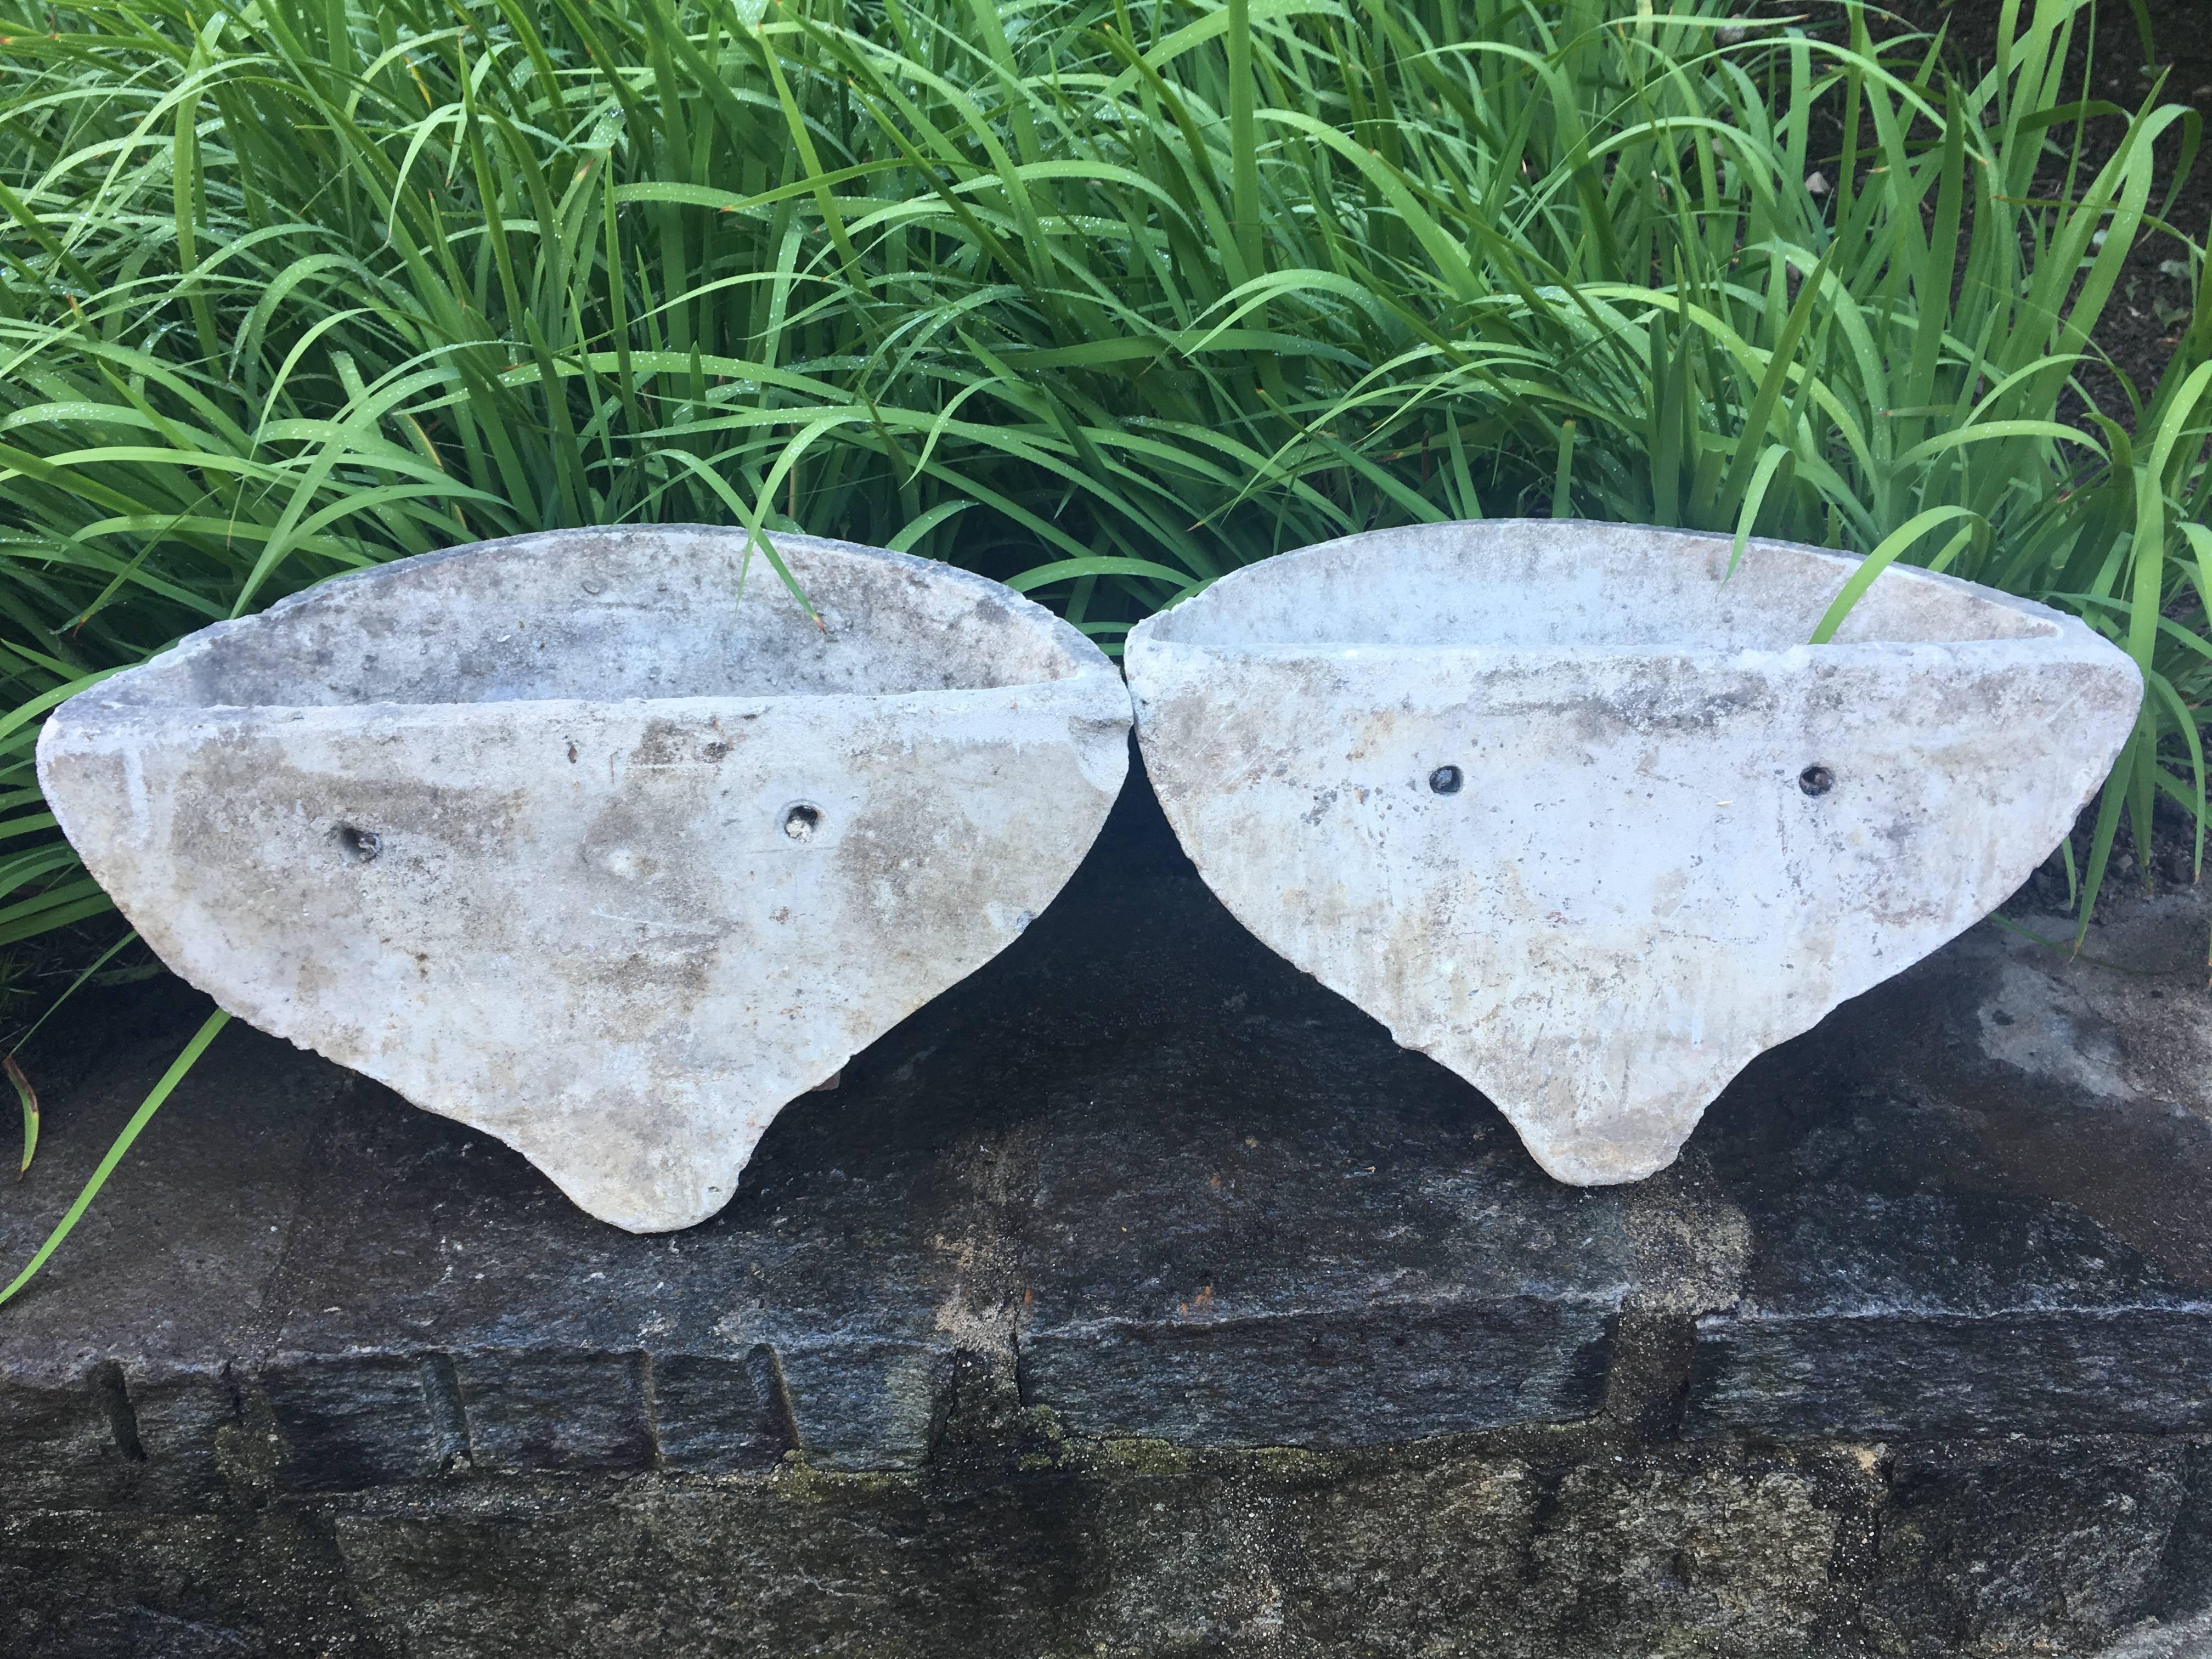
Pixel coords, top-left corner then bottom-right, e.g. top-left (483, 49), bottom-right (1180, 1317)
top-left (1871, 1438), bottom-right (2196, 1647)
top-left (1127, 520), bottom-right (2142, 1186)
top-left (9, 1430), bottom-right (2194, 1657)
top-left (0, 1372), bottom-right (239, 1514)
top-left (1013, 1037), bottom-right (1629, 1444)
top-left (257, 1353), bottom-right (453, 1491)
top-left (1685, 893), bottom-right (2212, 1439)
top-left (239, 1059), bottom-right (974, 1478)
top-left (650, 1350), bottom-right (788, 1473)
top-left (37, 527), bottom-right (1131, 1232)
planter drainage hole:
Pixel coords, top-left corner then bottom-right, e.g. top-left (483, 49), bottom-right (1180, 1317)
top-left (783, 804), bottom-right (822, 842)
top-left (1799, 765), bottom-right (1835, 798)
top-left (335, 825), bottom-right (382, 862)
top-left (1429, 765), bottom-right (1464, 796)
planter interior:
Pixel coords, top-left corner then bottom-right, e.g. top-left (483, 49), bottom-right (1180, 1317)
top-left (38, 527), bottom-right (1131, 1231)
top-left (1126, 520), bottom-right (2142, 1185)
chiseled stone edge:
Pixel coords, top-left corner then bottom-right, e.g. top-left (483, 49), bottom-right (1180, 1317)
top-left (1684, 1304), bottom-right (2212, 1441)
top-left (1016, 1294), bottom-right (1620, 1447)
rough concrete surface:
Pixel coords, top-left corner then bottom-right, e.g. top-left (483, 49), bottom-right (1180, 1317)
top-left (2, 758), bottom-right (2207, 1656)
top-left (34, 528), bottom-right (1130, 1232)
top-left (1125, 520), bottom-right (2143, 1187)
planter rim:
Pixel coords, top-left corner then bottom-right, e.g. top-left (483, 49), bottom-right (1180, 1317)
top-left (1128, 517), bottom-right (2106, 663)
top-left (80, 524), bottom-right (1121, 714)
top-left (1128, 636), bottom-right (2119, 665)
top-left (58, 678), bottom-right (1116, 722)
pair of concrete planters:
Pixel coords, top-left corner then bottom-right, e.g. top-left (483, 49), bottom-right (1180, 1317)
top-left (37, 523), bottom-right (2142, 1233)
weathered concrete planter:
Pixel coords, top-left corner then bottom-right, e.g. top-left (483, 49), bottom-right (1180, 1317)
top-left (1126, 519), bottom-right (2143, 1186)
top-left (36, 526), bottom-right (1130, 1232)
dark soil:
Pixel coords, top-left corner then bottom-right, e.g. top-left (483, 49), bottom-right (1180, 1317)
top-left (1749, 0), bottom-right (2209, 411)
top-left (1906, 0), bottom-right (2211, 408)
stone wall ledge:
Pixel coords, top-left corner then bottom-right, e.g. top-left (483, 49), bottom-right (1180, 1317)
top-left (5, 763), bottom-right (2211, 1655)
top-left (1688, 1306), bottom-right (2212, 1440)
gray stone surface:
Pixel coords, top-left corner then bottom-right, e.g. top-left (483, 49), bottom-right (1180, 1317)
top-left (3, 759), bottom-right (2210, 1655)
top-left (36, 528), bottom-right (1130, 1232)
top-left (1685, 894), bottom-right (2212, 1441)
top-left (1127, 520), bottom-right (2142, 1186)
top-left (2099, 1611), bottom-right (2212, 1658)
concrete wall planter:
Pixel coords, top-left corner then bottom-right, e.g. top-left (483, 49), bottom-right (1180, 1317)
top-left (1126, 520), bottom-right (2143, 1186)
top-left (37, 527), bottom-right (1130, 1232)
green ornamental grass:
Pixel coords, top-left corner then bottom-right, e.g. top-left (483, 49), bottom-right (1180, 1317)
top-left (0, 0), bottom-right (2205, 1295)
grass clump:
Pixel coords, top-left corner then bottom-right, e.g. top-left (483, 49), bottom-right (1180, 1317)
top-left (0, 0), bottom-right (2205, 1289)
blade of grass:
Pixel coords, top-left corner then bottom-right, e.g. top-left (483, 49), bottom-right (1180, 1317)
top-left (0, 1007), bottom-right (229, 1307)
